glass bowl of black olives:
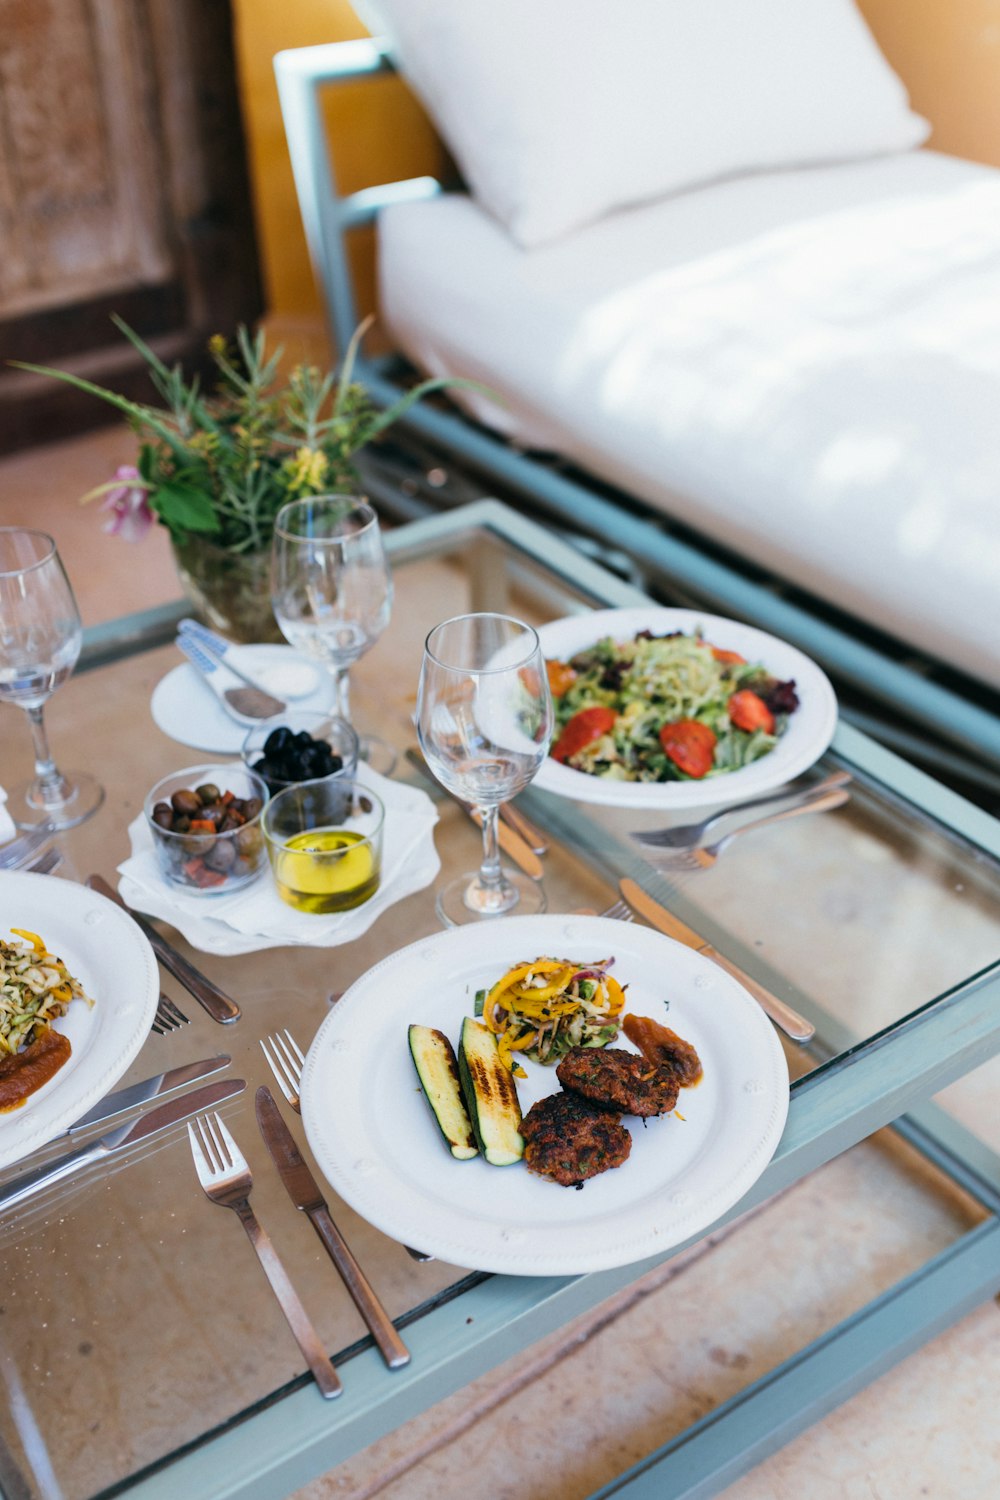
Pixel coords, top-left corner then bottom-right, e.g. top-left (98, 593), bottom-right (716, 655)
top-left (241, 713), bottom-right (359, 797)
top-left (144, 763), bottom-right (269, 894)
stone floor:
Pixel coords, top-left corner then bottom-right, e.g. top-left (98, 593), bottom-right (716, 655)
top-left (2, 424), bottom-right (999, 1499)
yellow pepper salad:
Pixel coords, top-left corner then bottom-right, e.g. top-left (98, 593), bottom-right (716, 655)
top-left (474, 957), bottom-right (625, 1076)
top-left (0, 929), bottom-right (93, 1057)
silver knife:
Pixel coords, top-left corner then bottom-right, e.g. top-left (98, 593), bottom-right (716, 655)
top-left (0, 1076), bottom-right (246, 1214)
top-left (619, 878), bottom-right (815, 1043)
top-left (86, 875), bottom-right (241, 1024)
top-left (67, 1054), bottom-right (231, 1137)
top-left (255, 1086), bottom-right (411, 1369)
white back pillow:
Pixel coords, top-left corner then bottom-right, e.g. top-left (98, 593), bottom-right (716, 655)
top-left (358, 0), bottom-right (929, 248)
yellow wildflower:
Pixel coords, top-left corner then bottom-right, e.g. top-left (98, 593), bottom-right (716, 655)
top-left (284, 446), bottom-right (329, 492)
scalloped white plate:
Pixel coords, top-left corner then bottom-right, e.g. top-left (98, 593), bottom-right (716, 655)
top-left (535, 607), bottom-right (838, 809)
top-left (0, 872), bottom-right (159, 1170)
top-left (300, 914), bottom-right (789, 1275)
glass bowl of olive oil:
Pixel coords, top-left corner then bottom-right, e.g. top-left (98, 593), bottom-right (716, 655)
top-left (262, 777), bottom-right (385, 913)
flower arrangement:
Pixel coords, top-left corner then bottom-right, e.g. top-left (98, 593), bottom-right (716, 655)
top-left (16, 317), bottom-right (457, 555)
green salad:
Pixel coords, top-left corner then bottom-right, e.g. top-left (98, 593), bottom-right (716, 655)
top-left (546, 628), bottom-right (799, 782)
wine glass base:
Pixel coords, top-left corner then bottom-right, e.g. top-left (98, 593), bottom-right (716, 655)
top-left (357, 733), bottom-right (398, 778)
top-left (435, 868), bottom-right (547, 927)
top-left (9, 772), bottom-right (105, 832)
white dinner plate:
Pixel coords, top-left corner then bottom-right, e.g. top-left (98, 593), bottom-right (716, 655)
top-left (0, 872), bottom-right (159, 1170)
top-left (300, 914), bottom-right (789, 1275)
top-left (150, 645), bottom-right (334, 752)
top-left (534, 607), bottom-right (838, 809)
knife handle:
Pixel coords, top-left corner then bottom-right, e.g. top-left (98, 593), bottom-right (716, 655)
top-left (86, 876), bottom-right (240, 1024)
top-left (308, 1205), bottom-right (411, 1368)
top-left (702, 947), bottom-right (815, 1044)
top-left (235, 1204), bottom-right (342, 1398)
top-left (142, 926), bottom-right (241, 1026)
top-left (0, 1139), bottom-right (104, 1214)
top-left (499, 801), bottom-right (548, 855)
top-left (469, 807), bottom-right (544, 881)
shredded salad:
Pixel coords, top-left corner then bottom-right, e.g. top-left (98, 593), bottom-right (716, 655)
top-left (0, 929), bottom-right (93, 1057)
top-left (475, 957), bottom-right (625, 1076)
top-left (547, 628), bottom-right (800, 783)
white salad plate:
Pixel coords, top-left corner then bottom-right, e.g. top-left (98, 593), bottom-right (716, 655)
top-left (300, 914), bottom-right (789, 1276)
top-left (534, 607), bottom-right (838, 810)
top-left (0, 872), bottom-right (159, 1171)
top-left (151, 644), bottom-right (334, 752)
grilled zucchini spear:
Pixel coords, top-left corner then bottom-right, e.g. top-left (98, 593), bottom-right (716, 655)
top-left (408, 1025), bottom-right (478, 1160)
top-left (457, 1017), bottom-right (524, 1166)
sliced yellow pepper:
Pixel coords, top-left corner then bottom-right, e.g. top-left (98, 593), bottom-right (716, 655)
top-left (10, 929), bottom-right (45, 953)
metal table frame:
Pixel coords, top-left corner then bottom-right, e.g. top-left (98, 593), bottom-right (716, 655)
top-left (77, 501), bottom-right (1000, 1500)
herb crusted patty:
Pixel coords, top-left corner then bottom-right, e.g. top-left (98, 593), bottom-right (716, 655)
top-left (521, 1090), bottom-right (632, 1187)
top-left (556, 1045), bottom-right (681, 1117)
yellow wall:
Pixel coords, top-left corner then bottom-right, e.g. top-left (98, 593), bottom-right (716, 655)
top-left (233, 0), bottom-right (1000, 343)
top-left (230, 0), bottom-right (445, 357)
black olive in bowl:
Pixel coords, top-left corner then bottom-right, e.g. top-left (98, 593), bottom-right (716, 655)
top-left (241, 713), bottom-right (359, 796)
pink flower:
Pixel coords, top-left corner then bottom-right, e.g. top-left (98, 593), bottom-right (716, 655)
top-left (99, 466), bottom-right (154, 542)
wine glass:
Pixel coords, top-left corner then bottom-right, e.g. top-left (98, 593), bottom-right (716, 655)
top-left (416, 612), bottom-right (553, 925)
top-left (270, 496), bottom-right (396, 775)
top-left (0, 528), bottom-right (104, 830)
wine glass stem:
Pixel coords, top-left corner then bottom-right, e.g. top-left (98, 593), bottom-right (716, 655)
top-left (477, 805), bottom-right (504, 892)
top-left (332, 667), bottom-right (351, 724)
top-left (26, 705), bottom-right (69, 805)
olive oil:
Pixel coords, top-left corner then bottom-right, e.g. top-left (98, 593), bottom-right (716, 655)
top-left (272, 827), bottom-right (380, 913)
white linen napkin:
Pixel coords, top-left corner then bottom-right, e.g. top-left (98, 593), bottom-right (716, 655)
top-left (0, 788), bottom-right (15, 845)
top-left (117, 765), bottom-right (440, 953)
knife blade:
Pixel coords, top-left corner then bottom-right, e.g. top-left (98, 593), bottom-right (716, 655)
top-left (67, 1054), bottom-right (231, 1136)
top-left (618, 877), bottom-right (815, 1043)
top-left (403, 749), bottom-right (543, 881)
top-left (255, 1086), bottom-right (410, 1369)
top-left (0, 1076), bottom-right (246, 1214)
top-left (86, 875), bottom-right (241, 1024)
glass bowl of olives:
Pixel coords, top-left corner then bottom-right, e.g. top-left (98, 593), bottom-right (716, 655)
top-left (241, 713), bottom-right (359, 797)
top-left (144, 763), bottom-right (269, 894)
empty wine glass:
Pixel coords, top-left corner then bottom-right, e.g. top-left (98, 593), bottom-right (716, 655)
top-left (417, 612), bottom-right (553, 925)
top-left (0, 528), bottom-right (104, 830)
top-left (270, 496), bottom-right (396, 775)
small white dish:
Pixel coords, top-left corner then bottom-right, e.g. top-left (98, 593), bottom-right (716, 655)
top-left (151, 645), bottom-right (334, 752)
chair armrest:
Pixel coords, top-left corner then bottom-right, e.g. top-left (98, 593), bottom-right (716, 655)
top-left (274, 38), bottom-right (444, 353)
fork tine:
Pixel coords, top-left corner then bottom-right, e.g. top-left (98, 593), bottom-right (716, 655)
top-left (259, 1036), bottom-right (299, 1106)
top-left (205, 1111), bottom-right (234, 1171)
top-left (187, 1119), bottom-right (213, 1179)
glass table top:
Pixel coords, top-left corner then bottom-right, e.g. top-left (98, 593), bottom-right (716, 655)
top-left (0, 503), bottom-right (997, 1498)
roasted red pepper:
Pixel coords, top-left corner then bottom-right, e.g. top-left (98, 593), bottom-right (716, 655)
top-left (658, 720), bottom-right (717, 778)
top-left (728, 689), bottom-right (775, 735)
top-left (551, 706), bottom-right (616, 763)
top-left (709, 646), bottom-right (747, 665)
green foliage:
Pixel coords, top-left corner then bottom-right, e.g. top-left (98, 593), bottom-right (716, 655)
top-left (14, 317), bottom-right (469, 554)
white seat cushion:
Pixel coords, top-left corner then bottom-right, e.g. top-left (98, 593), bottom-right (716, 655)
top-left (378, 151), bottom-right (1000, 689)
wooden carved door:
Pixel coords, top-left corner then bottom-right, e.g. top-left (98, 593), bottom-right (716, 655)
top-left (0, 0), bottom-right (261, 451)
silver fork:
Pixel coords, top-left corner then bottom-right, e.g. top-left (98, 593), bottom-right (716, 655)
top-left (260, 1029), bottom-right (434, 1265)
top-left (187, 1111), bottom-right (342, 1399)
top-left (630, 770), bottom-right (851, 854)
top-left (151, 993), bottom-right (191, 1036)
top-left (634, 786), bottom-right (850, 872)
top-left (0, 827), bottom-right (54, 871)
